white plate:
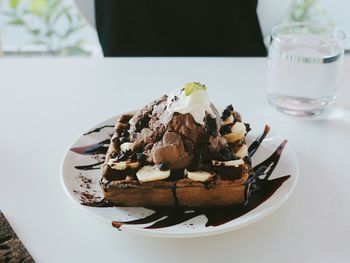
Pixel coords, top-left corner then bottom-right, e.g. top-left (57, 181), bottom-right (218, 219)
top-left (61, 115), bottom-right (298, 238)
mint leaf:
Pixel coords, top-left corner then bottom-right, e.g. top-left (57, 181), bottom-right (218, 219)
top-left (184, 82), bottom-right (207, 96)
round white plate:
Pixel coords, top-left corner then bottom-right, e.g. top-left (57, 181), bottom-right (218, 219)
top-left (61, 115), bottom-right (298, 238)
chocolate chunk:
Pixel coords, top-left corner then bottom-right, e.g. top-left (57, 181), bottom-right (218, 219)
top-left (111, 151), bottom-right (118, 158)
top-left (211, 146), bottom-right (239, 161)
top-left (140, 116), bottom-right (150, 130)
top-left (116, 153), bottom-right (128, 161)
top-left (129, 153), bottom-right (138, 161)
top-left (222, 152), bottom-right (233, 161)
top-left (227, 104), bottom-right (234, 111)
top-left (119, 137), bottom-right (128, 143)
top-left (216, 165), bottom-right (243, 180)
top-left (245, 123), bottom-right (251, 133)
top-left (205, 117), bottom-right (217, 136)
top-left (222, 108), bottom-right (231, 120)
top-left (136, 153), bottom-right (146, 163)
top-left (169, 169), bottom-right (185, 181)
top-left (220, 124), bottom-right (232, 135)
top-left (121, 130), bottom-right (129, 137)
top-left (105, 166), bottom-right (127, 181)
top-left (188, 158), bottom-right (200, 171)
top-left (200, 163), bottom-right (213, 172)
top-left (159, 163), bottom-right (169, 171)
top-left (221, 147), bottom-right (231, 154)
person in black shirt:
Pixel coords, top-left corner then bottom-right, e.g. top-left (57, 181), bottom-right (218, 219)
top-left (95, 0), bottom-right (267, 57)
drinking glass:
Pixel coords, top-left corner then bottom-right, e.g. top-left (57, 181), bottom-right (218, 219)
top-left (267, 23), bottom-right (346, 116)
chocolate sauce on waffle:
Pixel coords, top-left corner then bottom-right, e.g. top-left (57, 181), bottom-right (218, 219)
top-left (81, 198), bottom-right (113, 207)
top-left (83, 125), bottom-right (114, 135)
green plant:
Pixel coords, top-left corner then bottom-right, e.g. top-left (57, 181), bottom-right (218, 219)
top-left (289, 0), bottom-right (326, 23)
top-left (3, 0), bottom-right (90, 55)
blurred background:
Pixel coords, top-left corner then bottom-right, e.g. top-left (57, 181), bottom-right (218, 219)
top-left (0, 0), bottom-right (349, 57)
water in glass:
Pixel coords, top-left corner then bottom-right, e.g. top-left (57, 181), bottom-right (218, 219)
top-left (267, 26), bottom-right (345, 116)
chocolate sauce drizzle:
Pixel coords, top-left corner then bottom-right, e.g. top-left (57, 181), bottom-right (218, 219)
top-left (248, 125), bottom-right (270, 158)
top-left (74, 123), bottom-right (291, 230)
top-left (70, 139), bottom-right (110, 170)
top-left (70, 139), bottom-right (110, 156)
top-left (83, 125), bottom-right (114, 135)
top-left (75, 161), bottom-right (105, 171)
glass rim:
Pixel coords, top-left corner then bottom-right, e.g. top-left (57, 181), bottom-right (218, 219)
top-left (271, 22), bottom-right (346, 44)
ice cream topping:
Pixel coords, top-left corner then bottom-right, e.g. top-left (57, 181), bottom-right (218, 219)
top-left (166, 82), bottom-right (217, 125)
top-left (106, 82), bottom-right (250, 183)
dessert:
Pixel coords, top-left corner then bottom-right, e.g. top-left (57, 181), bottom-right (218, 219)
top-left (100, 82), bottom-right (252, 207)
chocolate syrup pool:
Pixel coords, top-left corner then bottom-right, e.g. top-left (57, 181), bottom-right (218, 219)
top-left (71, 124), bottom-right (291, 230)
top-left (112, 175), bottom-right (290, 229)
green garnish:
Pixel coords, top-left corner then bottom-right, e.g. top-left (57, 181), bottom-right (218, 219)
top-left (184, 82), bottom-right (207, 96)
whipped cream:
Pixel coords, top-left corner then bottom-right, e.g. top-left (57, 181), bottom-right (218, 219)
top-left (166, 83), bottom-right (217, 125)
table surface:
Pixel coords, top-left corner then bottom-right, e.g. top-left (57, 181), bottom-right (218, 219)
top-left (1, 57), bottom-right (350, 263)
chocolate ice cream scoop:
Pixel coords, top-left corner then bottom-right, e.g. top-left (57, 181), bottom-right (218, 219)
top-left (132, 128), bottom-right (156, 150)
top-left (167, 113), bottom-right (203, 143)
top-left (128, 95), bottom-right (167, 134)
top-left (151, 131), bottom-right (191, 170)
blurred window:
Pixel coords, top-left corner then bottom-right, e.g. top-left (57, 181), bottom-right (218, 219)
top-left (0, 0), bottom-right (102, 56)
top-left (0, 0), bottom-right (348, 57)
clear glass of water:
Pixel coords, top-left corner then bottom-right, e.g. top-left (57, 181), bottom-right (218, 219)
top-left (267, 23), bottom-right (346, 116)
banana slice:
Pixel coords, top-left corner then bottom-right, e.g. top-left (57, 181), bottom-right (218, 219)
top-left (136, 165), bottom-right (170, 182)
top-left (185, 170), bottom-right (213, 182)
top-left (120, 142), bottom-right (134, 152)
top-left (108, 159), bottom-right (140, 170)
top-left (222, 114), bottom-right (234, 125)
top-left (223, 122), bottom-right (246, 143)
top-left (235, 144), bottom-right (248, 159)
top-left (212, 159), bottom-right (244, 167)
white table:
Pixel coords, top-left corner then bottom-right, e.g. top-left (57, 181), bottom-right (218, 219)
top-left (1, 58), bottom-right (349, 263)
